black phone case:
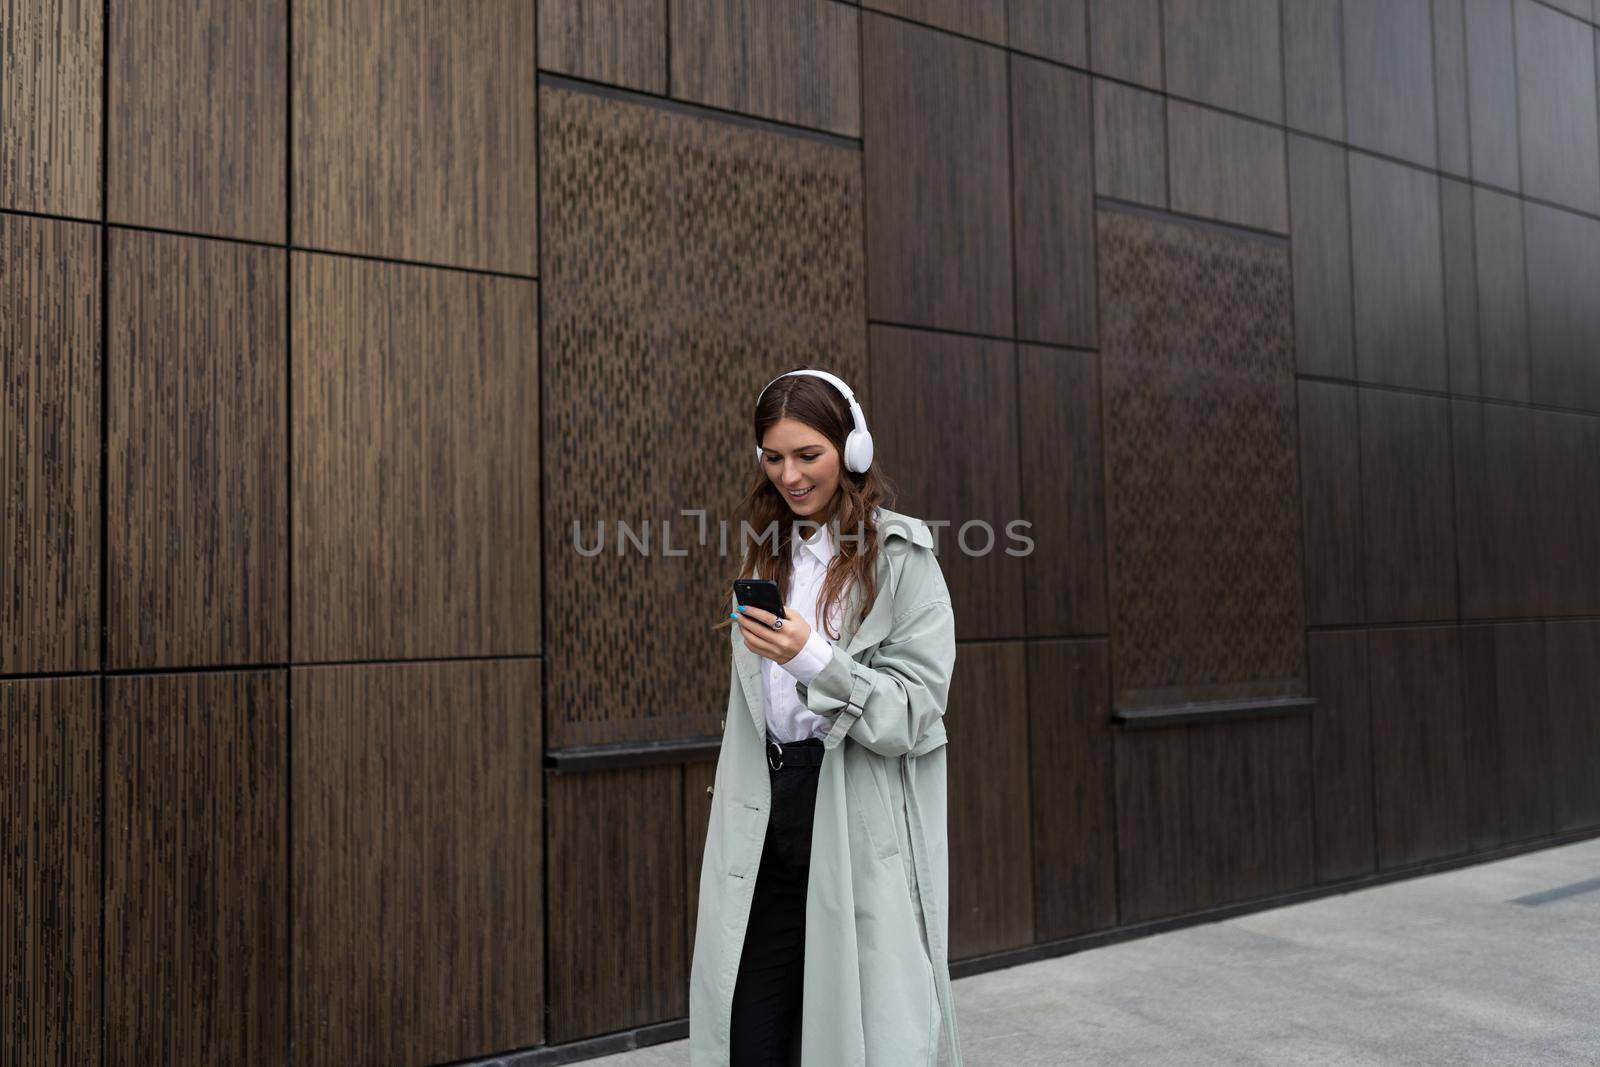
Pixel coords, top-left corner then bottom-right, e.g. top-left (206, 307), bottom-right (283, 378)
top-left (733, 578), bottom-right (785, 617)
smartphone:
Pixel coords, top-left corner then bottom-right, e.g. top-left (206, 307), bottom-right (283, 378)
top-left (733, 578), bottom-right (785, 619)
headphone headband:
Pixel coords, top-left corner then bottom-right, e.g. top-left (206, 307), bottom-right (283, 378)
top-left (754, 368), bottom-right (875, 473)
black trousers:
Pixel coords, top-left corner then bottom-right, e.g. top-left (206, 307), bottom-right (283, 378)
top-left (729, 733), bottom-right (825, 1066)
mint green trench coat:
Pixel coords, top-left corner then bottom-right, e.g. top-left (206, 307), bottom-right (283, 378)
top-left (689, 507), bottom-right (964, 1065)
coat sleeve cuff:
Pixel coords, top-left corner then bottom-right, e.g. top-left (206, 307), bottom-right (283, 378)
top-left (793, 643), bottom-right (874, 749)
top-left (778, 628), bottom-right (832, 686)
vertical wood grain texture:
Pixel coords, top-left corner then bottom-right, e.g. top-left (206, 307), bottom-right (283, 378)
top-left (1458, 625), bottom-right (1504, 850)
top-left (1188, 716), bottom-right (1314, 907)
top-left (1010, 57), bottom-right (1096, 348)
top-left (1368, 626), bottom-right (1469, 869)
top-left (292, 661), bottom-right (543, 1065)
top-left (868, 326), bottom-right (1024, 642)
top-left (1093, 79), bottom-right (1167, 208)
top-left (1493, 623), bottom-right (1553, 843)
top-left (1358, 389), bottom-right (1458, 623)
top-left (105, 671), bottom-right (286, 1065)
top-left (1523, 202), bottom-right (1600, 414)
top-left (1439, 178), bottom-right (1480, 395)
top-left (1434, 0), bottom-right (1472, 177)
top-left (108, 231), bottom-right (287, 669)
top-left (1018, 345), bottom-right (1106, 637)
top-left (946, 642), bottom-right (1033, 959)
top-left (862, 0), bottom-right (1007, 44)
top-left (538, 0), bottom-right (667, 93)
top-left (1114, 726), bottom-right (1192, 922)
top-left (0, 0), bottom-right (101, 217)
top-left (539, 86), bottom-right (865, 747)
top-left (1342, 0), bottom-right (1437, 169)
top-left (1472, 187), bottom-right (1531, 403)
top-left (1027, 639), bottom-right (1117, 941)
top-left (291, 253), bottom-right (539, 663)
top-left (1166, 101), bottom-right (1288, 234)
top-left (1287, 135), bottom-right (1355, 380)
top-left (1533, 410), bottom-right (1600, 616)
top-left (1543, 621), bottom-right (1600, 831)
top-left (1307, 631), bottom-right (1377, 883)
top-left (1348, 152), bottom-right (1447, 392)
top-left (1282, 0), bottom-right (1345, 139)
top-left (1008, 0), bottom-right (1087, 66)
top-left (1464, 0), bottom-right (1521, 192)
top-left (109, 0), bottom-right (286, 240)
top-left (1513, 0), bottom-right (1600, 214)
top-left (0, 214), bottom-right (100, 674)
top-left (670, 0), bottom-right (860, 136)
top-left (1450, 400), bottom-right (1540, 620)
top-left (1162, 0), bottom-right (1282, 122)
top-left (0, 678), bottom-right (100, 1066)
top-left (1297, 381), bottom-right (1367, 626)
top-left (1, 212), bottom-right (100, 671)
top-left (1089, 0), bottom-right (1162, 88)
top-left (863, 13), bottom-right (1012, 335)
top-left (546, 766), bottom-right (684, 1040)
top-left (293, 0), bottom-right (536, 273)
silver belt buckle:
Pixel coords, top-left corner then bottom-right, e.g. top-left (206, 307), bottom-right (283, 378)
top-left (767, 739), bottom-right (784, 770)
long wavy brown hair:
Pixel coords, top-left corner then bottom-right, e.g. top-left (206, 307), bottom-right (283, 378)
top-left (712, 365), bottom-right (899, 639)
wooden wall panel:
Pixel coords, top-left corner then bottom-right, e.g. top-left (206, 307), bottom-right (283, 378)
top-left (863, 0), bottom-right (1007, 44)
top-left (0, 0), bottom-right (101, 217)
top-left (1493, 623), bottom-right (1553, 844)
top-left (540, 86), bottom-right (865, 747)
top-left (1018, 345), bottom-right (1106, 637)
top-left (863, 13), bottom-right (1012, 335)
top-left (1162, 0), bottom-right (1282, 122)
top-left (1358, 389), bottom-right (1457, 623)
top-left (1028, 639), bottom-right (1116, 941)
top-left (1093, 79), bottom-right (1167, 208)
top-left (1282, 0), bottom-right (1345, 139)
top-left (109, 0), bottom-right (286, 240)
top-left (291, 253), bottom-right (538, 663)
top-left (1472, 187), bottom-right (1530, 403)
top-left (670, 0), bottom-right (860, 137)
top-left (547, 766), bottom-right (684, 1040)
top-left (1464, 0), bottom-right (1521, 192)
top-left (1008, 0), bottom-right (1087, 66)
top-left (1342, 0), bottom-right (1437, 169)
top-left (1434, 0), bottom-right (1472, 178)
top-left (1458, 625), bottom-right (1503, 850)
top-left (108, 232), bottom-right (287, 669)
top-left (105, 672), bottom-right (286, 1065)
top-left (1440, 178), bottom-right (1480, 395)
top-left (946, 642), bottom-right (1033, 959)
top-left (0, 678), bottom-right (100, 1066)
top-left (1011, 58), bottom-right (1095, 348)
top-left (1514, 0), bottom-right (1600, 215)
top-left (1287, 135), bottom-right (1355, 380)
top-left (1368, 626), bottom-right (1469, 869)
top-left (1451, 400), bottom-right (1540, 620)
top-left (292, 661), bottom-right (543, 1065)
top-left (869, 326), bottom-right (1024, 642)
top-left (1307, 631), bottom-right (1376, 883)
top-left (1543, 621), bottom-right (1600, 832)
top-left (1533, 410), bottom-right (1600, 617)
top-left (1089, 0), bottom-right (1162, 88)
top-left (538, 0), bottom-right (667, 94)
top-left (293, 0), bottom-right (536, 273)
top-left (1297, 381), bottom-right (1366, 626)
top-left (1166, 101), bottom-right (1287, 234)
top-left (1188, 716), bottom-right (1314, 907)
top-left (1348, 153), bottom-right (1447, 392)
top-left (0, 214), bottom-right (99, 674)
top-left (1114, 727), bottom-right (1192, 922)
top-left (1523, 203), bottom-right (1600, 414)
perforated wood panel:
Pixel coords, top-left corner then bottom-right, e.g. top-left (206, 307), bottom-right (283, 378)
top-left (1097, 206), bottom-right (1304, 710)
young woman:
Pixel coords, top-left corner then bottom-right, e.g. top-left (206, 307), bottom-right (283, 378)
top-left (688, 367), bottom-right (963, 1066)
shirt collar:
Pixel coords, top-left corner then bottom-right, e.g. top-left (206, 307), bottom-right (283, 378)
top-left (792, 522), bottom-right (836, 565)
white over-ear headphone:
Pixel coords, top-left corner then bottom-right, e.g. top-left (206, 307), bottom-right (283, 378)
top-left (753, 368), bottom-right (875, 473)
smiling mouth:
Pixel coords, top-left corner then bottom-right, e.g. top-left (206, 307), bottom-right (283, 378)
top-left (787, 486), bottom-right (814, 499)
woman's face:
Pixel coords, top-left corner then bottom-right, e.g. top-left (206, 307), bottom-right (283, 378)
top-left (760, 417), bottom-right (842, 518)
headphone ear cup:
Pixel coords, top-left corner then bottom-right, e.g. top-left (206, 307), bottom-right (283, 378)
top-left (844, 430), bottom-right (874, 473)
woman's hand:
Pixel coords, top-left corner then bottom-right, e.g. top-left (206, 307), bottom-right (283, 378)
top-left (732, 605), bottom-right (812, 665)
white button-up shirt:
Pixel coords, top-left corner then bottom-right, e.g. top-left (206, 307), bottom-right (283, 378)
top-left (761, 523), bottom-right (844, 743)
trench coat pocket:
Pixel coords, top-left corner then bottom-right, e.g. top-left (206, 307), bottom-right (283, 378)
top-left (845, 747), bottom-right (901, 862)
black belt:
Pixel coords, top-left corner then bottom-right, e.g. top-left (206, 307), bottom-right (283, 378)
top-left (766, 732), bottom-right (825, 770)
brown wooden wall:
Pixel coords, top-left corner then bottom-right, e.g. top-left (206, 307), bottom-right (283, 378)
top-left (4, 0), bottom-right (1600, 1063)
